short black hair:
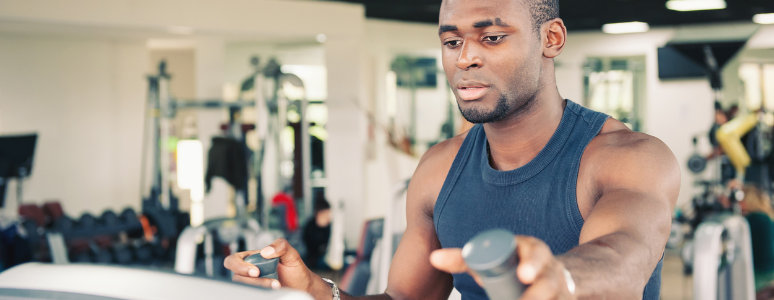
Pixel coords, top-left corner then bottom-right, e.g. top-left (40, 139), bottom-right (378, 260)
top-left (526, 0), bottom-right (560, 32)
top-left (313, 197), bottom-right (331, 214)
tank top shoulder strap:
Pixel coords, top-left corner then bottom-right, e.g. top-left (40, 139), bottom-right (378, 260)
top-left (433, 124), bottom-right (484, 228)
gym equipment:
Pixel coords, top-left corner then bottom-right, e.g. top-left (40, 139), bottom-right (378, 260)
top-left (687, 154), bottom-right (708, 174)
top-left (110, 242), bottom-right (133, 265)
top-left (716, 114), bottom-right (758, 174)
top-left (175, 216), bottom-right (278, 278)
top-left (462, 229), bottom-right (523, 300)
top-left (17, 204), bottom-right (46, 227)
top-left (41, 201), bottom-right (64, 225)
top-left (691, 213), bottom-right (755, 300)
top-left (0, 133), bottom-right (37, 209)
top-left (340, 218), bottom-right (384, 296)
top-left (0, 262), bottom-right (313, 300)
top-left (100, 210), bottom-right (119, 228)
top-left (245, 253), bottom-right (279, 279)
top-left (142, 57), bottom-right (316, 230)
top-left (132, 240), bottom-right (154, 264)
top-left (687, 137), bottom-right (707, 174)
top-left (51, 216), bottom-right (74, 236)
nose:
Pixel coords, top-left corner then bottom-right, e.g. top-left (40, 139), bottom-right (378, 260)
top-left (455, 40), bottom-right (482, 70)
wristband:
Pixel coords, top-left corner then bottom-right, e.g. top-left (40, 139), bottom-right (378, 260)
top-left (321, 277), bottom-right (340, 300)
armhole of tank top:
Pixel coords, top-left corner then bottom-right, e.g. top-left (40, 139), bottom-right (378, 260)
top-left (433, 125), bottom-right (481, 229)
top-left (566, 113), bottom-right (609, 234)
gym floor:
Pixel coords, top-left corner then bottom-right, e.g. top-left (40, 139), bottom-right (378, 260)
top-left (662, 250), bottom-right (693, 300)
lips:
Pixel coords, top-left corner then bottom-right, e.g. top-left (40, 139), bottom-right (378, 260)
top-left (456, 81), bottom-right (490, 101)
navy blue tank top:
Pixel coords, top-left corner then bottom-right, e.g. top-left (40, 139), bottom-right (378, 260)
top-left (433, 100), bottom-right (662, 300)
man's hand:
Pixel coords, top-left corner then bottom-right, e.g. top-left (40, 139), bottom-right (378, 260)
top-left (224, 238), bottom-right (321, 294)
top-left (429, 235), bottom-right (575, 300)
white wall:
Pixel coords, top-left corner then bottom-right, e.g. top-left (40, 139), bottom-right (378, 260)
top-left (0, 33), bottom-right (148, 217)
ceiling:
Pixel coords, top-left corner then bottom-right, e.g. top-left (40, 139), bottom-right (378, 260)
top-left (322, 0), bottom-right (774, 31)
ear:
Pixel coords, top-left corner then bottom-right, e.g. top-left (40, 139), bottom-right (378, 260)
top-left (542, 18), bottom-right (567, 58)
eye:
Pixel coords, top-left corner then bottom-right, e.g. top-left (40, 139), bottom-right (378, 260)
top-left (444, 39), bottom-right (462, 49)
top-left (483, 35), bottom-right (506, 44)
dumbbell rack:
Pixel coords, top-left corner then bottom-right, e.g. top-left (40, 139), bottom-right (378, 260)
top-left (23, 207), bottom-right (169, 267)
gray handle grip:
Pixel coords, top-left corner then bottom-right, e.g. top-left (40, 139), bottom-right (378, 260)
top-left (462, 229), bottom-right (524, 300)
top-left (245, 253), bottom-right (279, 279)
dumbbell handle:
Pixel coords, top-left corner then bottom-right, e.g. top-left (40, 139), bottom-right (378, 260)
top-left (462, 229), bottom-right (524, 300)
top-left (245, 253), bottom-right (279, 279)
top-left (479, 271), bottom-right (523, 300)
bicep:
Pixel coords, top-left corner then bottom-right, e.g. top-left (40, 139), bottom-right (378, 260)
top-left (385, 223), bottom-right (453, 300)
top-left (579, 137), bottom-right (680, 267)
top-left (384, 173), bottom-right (453, 300)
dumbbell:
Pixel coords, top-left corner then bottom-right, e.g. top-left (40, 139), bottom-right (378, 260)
top-left (120, 208), bottom-right (144, 238)
top-left (100, 210), bottom-right (119, 228)
top-left (76, 213), bottom-right (97, 236)
top-left (90, 243), bottom-right (113, 264)
top-left (687, 154), bottom-right (707, 174)
top-left (462, 229), bottom-right (524, 300)
top-left (111, 242), bottom-right (134, 265)
top-left (245, 253), bottom-right (279, 279)
top-left (70, 249), bottom-right (92, 263)
top-left (52, 216), bottom-right (74, 235)
top-left (132, 241), bottom-right (154, 264)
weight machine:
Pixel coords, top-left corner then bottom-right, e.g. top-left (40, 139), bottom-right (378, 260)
top-left (674, 41), bottom-right (760, 300)
top-left (143, 56), bottom-right (317, 276)
top-left (142, 56), bottom-right (315, 229)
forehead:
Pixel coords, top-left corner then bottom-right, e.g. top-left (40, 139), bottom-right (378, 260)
top-left (439, 0), bottom-right (527, 24)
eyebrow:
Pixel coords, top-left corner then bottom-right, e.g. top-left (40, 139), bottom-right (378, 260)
top-left (439, 18), bottom-right (511, 35)
top-left (438, 25), bottom-right (458, 35)
top-left (474, 18), bottom-right (510, 28)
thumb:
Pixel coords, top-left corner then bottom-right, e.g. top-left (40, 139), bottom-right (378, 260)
top-left (429, 248), bottom-right (468, 274)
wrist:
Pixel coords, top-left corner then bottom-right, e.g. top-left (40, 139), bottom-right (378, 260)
top-left (310, 275), bottom-right (337, 300)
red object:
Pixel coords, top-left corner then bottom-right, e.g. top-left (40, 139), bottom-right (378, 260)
top-left (271, 192), bottom-right (299, 231)
top-left (42, 201), bottom-right (64, 224)
top-left (18, 204), bottom-right (46, 227)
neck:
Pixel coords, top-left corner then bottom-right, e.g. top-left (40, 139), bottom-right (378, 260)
top-left (483, 69), bottom-right (564, 171)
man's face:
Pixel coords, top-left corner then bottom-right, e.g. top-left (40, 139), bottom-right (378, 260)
top-left (439, 0), bottom-right (544, 123)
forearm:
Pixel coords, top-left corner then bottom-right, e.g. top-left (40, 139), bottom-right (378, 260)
top-left (558, 233), bottom-right (656, 299)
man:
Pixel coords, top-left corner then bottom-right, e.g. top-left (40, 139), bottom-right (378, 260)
top-left (225, 0), bottom-right (680, 299)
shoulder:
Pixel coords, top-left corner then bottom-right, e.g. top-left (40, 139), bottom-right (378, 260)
top-left (587, 119), bottom-right (676, 166)
top-left (407, 128), bottom-right (472, 214)
top-left (583, 119), bottom-right (680, 203)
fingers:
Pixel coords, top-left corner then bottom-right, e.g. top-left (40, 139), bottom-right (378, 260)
top-left (516, 236), bottom-right (553, 284)
top-left (262, 238), bottom-right (305, 268)
top-left (224, 237), bottom-right (305, 280)
top-left (232, 274), bottom-right (282, 290)
top-left (223, 249), bottom-right (262, 277)
top-left (519, 271), bottom-right (566, 300)
top-left (430, 248), bottom-right (485, 287)
top-left (429, 248), bottom-right (468, 274)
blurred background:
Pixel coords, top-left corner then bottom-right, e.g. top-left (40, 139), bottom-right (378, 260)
top-left (0, 0), bottom-right (773, 299)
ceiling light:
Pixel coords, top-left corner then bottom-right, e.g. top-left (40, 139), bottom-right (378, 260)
top-left (666, 0), bottom-right (726, 12)
top-left (602, 22), bottom-right (650, 34)
top-left (753, 13), bottom-right (774, 25)
top-left (316, 33), bottom-right (327, 43)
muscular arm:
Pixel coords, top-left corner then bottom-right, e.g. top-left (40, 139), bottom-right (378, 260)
top-left (329, 140), bottom-right (459, 300)
top-left (226, 137), bottom-right (462, 300)
top-left (558, 133), bottom-right (680, 299)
